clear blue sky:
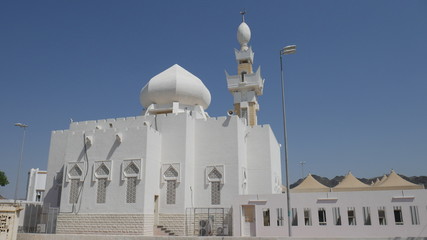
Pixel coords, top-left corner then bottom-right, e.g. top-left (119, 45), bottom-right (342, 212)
top-left (1, 0), bottom-right (426, 199)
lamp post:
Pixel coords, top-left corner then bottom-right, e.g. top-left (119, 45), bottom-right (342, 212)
top-left (14, 123), bottom-right (28, 204)
top-left (280, 45), bottom-right (296, 237)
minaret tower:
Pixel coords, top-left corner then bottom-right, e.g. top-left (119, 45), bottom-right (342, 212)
top-left (226, 12), bottom-right (264, 126)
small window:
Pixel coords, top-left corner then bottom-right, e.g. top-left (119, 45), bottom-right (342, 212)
top-left (410, 206), bottom-right (420, 225)
top-left (126, 177), bottom-right (137, 203)
top-left (211, 182), bottom-right (221, 205)
top-left (166, 180), bottom-right (176, 204)
top-left (394, 206), bottom-right (403, 225)
top-left (69, 179), bottom-right (80, 204)
top-left (332, 207), bottom-right (341, 226)
top-left (363, 207), bottom-right (371, 225)
top-left (292, 208), bottom-right (298, 226)
top-left (241, 108), bottom-right (248, 123)
top-left (277, 208), bottom-right (284, 226)
top-left (263, 208), bottom-right (270, 226)
top-left (304, 208), bottom-right (312, 226)
top-left (241, 71), bottom-right (247, 82)
top-left (318, 208), bottom-right (327, 225)
top-left (35, 190), bottom-right (44, 202)
top-left (378, 207), bottom-right (387, 225)
top-left (348, 207), bottom-right (356, 225)
top-left (97, 178), bottom-right (107, 204)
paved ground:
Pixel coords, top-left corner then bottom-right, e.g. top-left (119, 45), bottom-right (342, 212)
top-left (16, 233), bottom-right (427, 240)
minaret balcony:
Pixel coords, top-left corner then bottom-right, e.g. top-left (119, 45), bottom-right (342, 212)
top-left (226, 67), bottom-right (264, 95)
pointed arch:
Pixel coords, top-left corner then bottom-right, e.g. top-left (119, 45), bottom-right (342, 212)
top-left (69, 164), bottom-right (82, 177)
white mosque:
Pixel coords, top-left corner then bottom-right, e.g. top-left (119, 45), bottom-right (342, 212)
top-left (43, 16), bottom-right (282, 236)
top-left (39, 15), bottom-right (427, 239)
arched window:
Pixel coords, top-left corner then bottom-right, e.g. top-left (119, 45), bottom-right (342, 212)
top-left (68, 164), bottom-right (82, 204)
top-left (164, 166), bottom-right (178, 204)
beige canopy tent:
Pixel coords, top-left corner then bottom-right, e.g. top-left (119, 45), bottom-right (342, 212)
top-left (373, 170), bottom-right (424, 190)
top-left (332, 172), bottom-right (372, 192)
top-left (291, 174), bottom-right (330, 193)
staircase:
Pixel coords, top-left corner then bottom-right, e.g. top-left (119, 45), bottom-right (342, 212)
top-left (154, 225), bottom-right (175, 236)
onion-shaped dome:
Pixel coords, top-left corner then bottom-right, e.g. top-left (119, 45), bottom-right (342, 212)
top-left (140, 64), bottom-right (211, 110)
top-left (237, 21), bottom-right (251, 48)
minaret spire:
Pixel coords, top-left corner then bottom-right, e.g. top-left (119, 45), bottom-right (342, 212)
top-left (240, 10), bottom-right (246, 22)
top-left (225, 13), bottom-right (265, 127)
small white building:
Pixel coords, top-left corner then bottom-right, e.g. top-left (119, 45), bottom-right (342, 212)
top-left (233, 171), bottom-right (427, 238)
top-left (25, 168), bottom-right (47, 202)
top-left (43, 16), bottom-right (282, 236)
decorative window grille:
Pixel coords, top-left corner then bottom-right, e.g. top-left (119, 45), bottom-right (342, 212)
top-left (69, 179), bottom-right (80, 204)
top-left (277, 208), bottom-right (284, 226)
top-left (208, 168), bottom-right (222, 179)
top-left (363, 207), bottom-right (371, 225)
top-left (94, 163), bottom-right (110, 204)
top-left (162, 165), bottom-right (179, 205)
top-left (166, 180), bottom-right (176, 204)
top-left (348, 207), bottom-right (356, 225)
top-left (97, 178), bottom-right (107, 203)
top-left (96, 164), bottom-right (110, 176)
top-left (208, 168), bottom-right (222, 205)
top-left (125, 162), bottom-right (139, 175)
top-left (410, 206), bottom-right (420, 225)
top-left (263, 208), bottom-right (270, 226)
top-left (122, 159), bottom-right (142, 182)
top-left (122, 161), bottom-right (140, 204)
top-left (318, 208), bottom-right (327, 225)
top-left (393, 206), bottom-right (403, 225)
top-left (68, 164), bottom-right (83, 204)
top-left (69, 165), bottom-right (82, 177)
top-left (165, 166), bottom-right (178, 178)
top-left (211, 182), bottom-right (221, 205)
top-left (291, 208), bottom-right (298, 226)
top-left (126, 177), bottom-right (137, 203)
top-left (332, 207), bottom-right (341, 226)
top-left (378, 206), bottom-right (387, 225)
top-left (304, 208), bottom-right (312, 226)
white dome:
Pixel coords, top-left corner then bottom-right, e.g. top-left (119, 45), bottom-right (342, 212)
top-left (237, 21), bottom-right (251, 46)
top-left (140, 64), bottom-right (211, 110)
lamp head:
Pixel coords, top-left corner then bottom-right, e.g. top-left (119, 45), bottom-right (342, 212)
top-left (14, 123), bottom-right (28, 128)
top-left (281, 45), bottom-right (297, 55)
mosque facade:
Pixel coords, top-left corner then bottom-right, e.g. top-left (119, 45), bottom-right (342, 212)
top-left (43, 17), bottom-right (282, 236)
top-left (41, 15), bottom-right (427, 239)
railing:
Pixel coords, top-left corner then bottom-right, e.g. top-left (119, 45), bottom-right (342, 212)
top-left (18, 203), bottom-right (59, 234)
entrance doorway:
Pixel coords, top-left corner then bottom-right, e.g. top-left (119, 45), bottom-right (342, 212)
top-left (241, 205), bottom-right (256, 236)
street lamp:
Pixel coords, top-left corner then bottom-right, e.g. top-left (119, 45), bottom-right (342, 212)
top-left (280, 45), bottom-right (296, 237)
top-left (14, 123), bottom-right (28, 204)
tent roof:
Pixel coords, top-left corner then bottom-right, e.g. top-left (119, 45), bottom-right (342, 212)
top-left (291, 174), bottom-right (330, 192)
top-left (375, 170), bottom-right (424, 189)
top-left (332, 172), bottom-right (370, 191)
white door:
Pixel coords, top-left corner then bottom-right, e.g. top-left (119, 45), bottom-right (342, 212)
top-left (241, 205), bottom-right (256, 236)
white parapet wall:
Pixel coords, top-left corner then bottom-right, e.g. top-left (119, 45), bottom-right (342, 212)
top-left (0, 204), bottom-right (23, 240)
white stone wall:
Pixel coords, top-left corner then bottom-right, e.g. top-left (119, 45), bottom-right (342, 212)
top-left (246, 125), bottom-right (282, 194)
top-left (45, 112), bottom-right (282, 235)
top-left (194, 116), bottom-right (247, 208)
top-left (0, 204), bottom-right (23, 240)
top-left (158, 213), bottom-right (185, 236)
top-left (56, 213), bottom-right (153, 235)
